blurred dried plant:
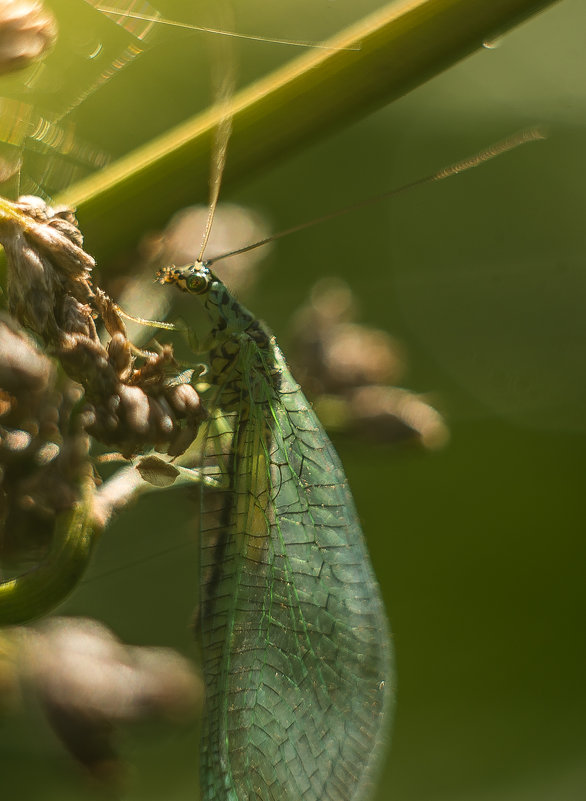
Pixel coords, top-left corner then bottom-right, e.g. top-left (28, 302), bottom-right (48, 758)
top-left (289, 278), bottom-right (449, 450)
top-left (0, 314), bottom-right (88, 567)
top-left (0, 0), bottom-right (56, 76)
top-left (0, 617), bottom-right (202, 783)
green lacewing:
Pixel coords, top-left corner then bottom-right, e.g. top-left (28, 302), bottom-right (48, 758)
top-left (156, 260), bottom-right (392, 801)
top-left (148, 123), bottom-right (541, 801)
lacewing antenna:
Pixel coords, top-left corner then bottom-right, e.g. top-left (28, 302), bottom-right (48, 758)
top-left (205, 127), bottom-right (547, 267)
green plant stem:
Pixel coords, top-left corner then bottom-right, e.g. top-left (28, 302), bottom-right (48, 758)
top-left (0, 476), bottom-right (97, 625)
top-left (61, 0), bottom-right (559, 266)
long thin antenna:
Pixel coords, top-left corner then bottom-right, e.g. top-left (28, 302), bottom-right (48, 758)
top-left (95, 6), bottom-right (361, 50)
top-left (205, 127), bottom-right (546, 267)
top-left (197, 10), bottom-right (236, 264)
top-left (197, 107), bottom-right (233, 263)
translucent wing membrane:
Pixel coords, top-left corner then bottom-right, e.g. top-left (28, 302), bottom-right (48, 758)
top-left (197, 292), bottom-right (391, 801)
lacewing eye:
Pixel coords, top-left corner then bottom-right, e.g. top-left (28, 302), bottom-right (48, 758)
top-left (186, 272), bottom-right (210, 294)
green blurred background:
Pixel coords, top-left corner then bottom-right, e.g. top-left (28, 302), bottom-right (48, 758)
top-left (1, 1), bottom-right (585, 799)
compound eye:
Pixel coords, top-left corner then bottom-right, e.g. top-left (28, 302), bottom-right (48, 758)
top-left (185, 270), bottom-right (211, 294)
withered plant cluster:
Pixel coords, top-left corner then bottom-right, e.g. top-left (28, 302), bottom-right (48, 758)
top-left (0, 616), bottom-right (202, 781)
top-left (0, 196), bottom-right (205, 566)
top-left (0, 314), bottom-right (87, 566)
top-left (289, 278), bottom-right (449, 450)
top-left (2, 196), bottom-right (204, 456)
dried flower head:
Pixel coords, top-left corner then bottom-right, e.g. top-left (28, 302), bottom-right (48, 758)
top-left (0, 195), bottom-right (204, 457)
top-left (289, 277), bottom-right (449, 449)
top-left (346, 386), bottom-right (449, 450)
top-left (0, 315), bottom-right (90, 566)
top-left (0, 0), bottom-right (57, 76)
top-left (2, 618), bottom-right (202, 784)
top-left (289, 277), bottom-right (405, 396)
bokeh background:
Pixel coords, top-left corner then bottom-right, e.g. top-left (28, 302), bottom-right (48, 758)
top-left (1, 1), bottom-right (585, 799)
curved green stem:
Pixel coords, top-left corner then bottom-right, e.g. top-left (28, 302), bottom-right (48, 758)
top-left (60, 0), bottom-right (559, 267)
top-left (0, 475), bottom-right (97, 625)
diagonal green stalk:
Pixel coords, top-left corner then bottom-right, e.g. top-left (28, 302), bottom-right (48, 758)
top-left (60, 0), bottom-right (559, 267)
